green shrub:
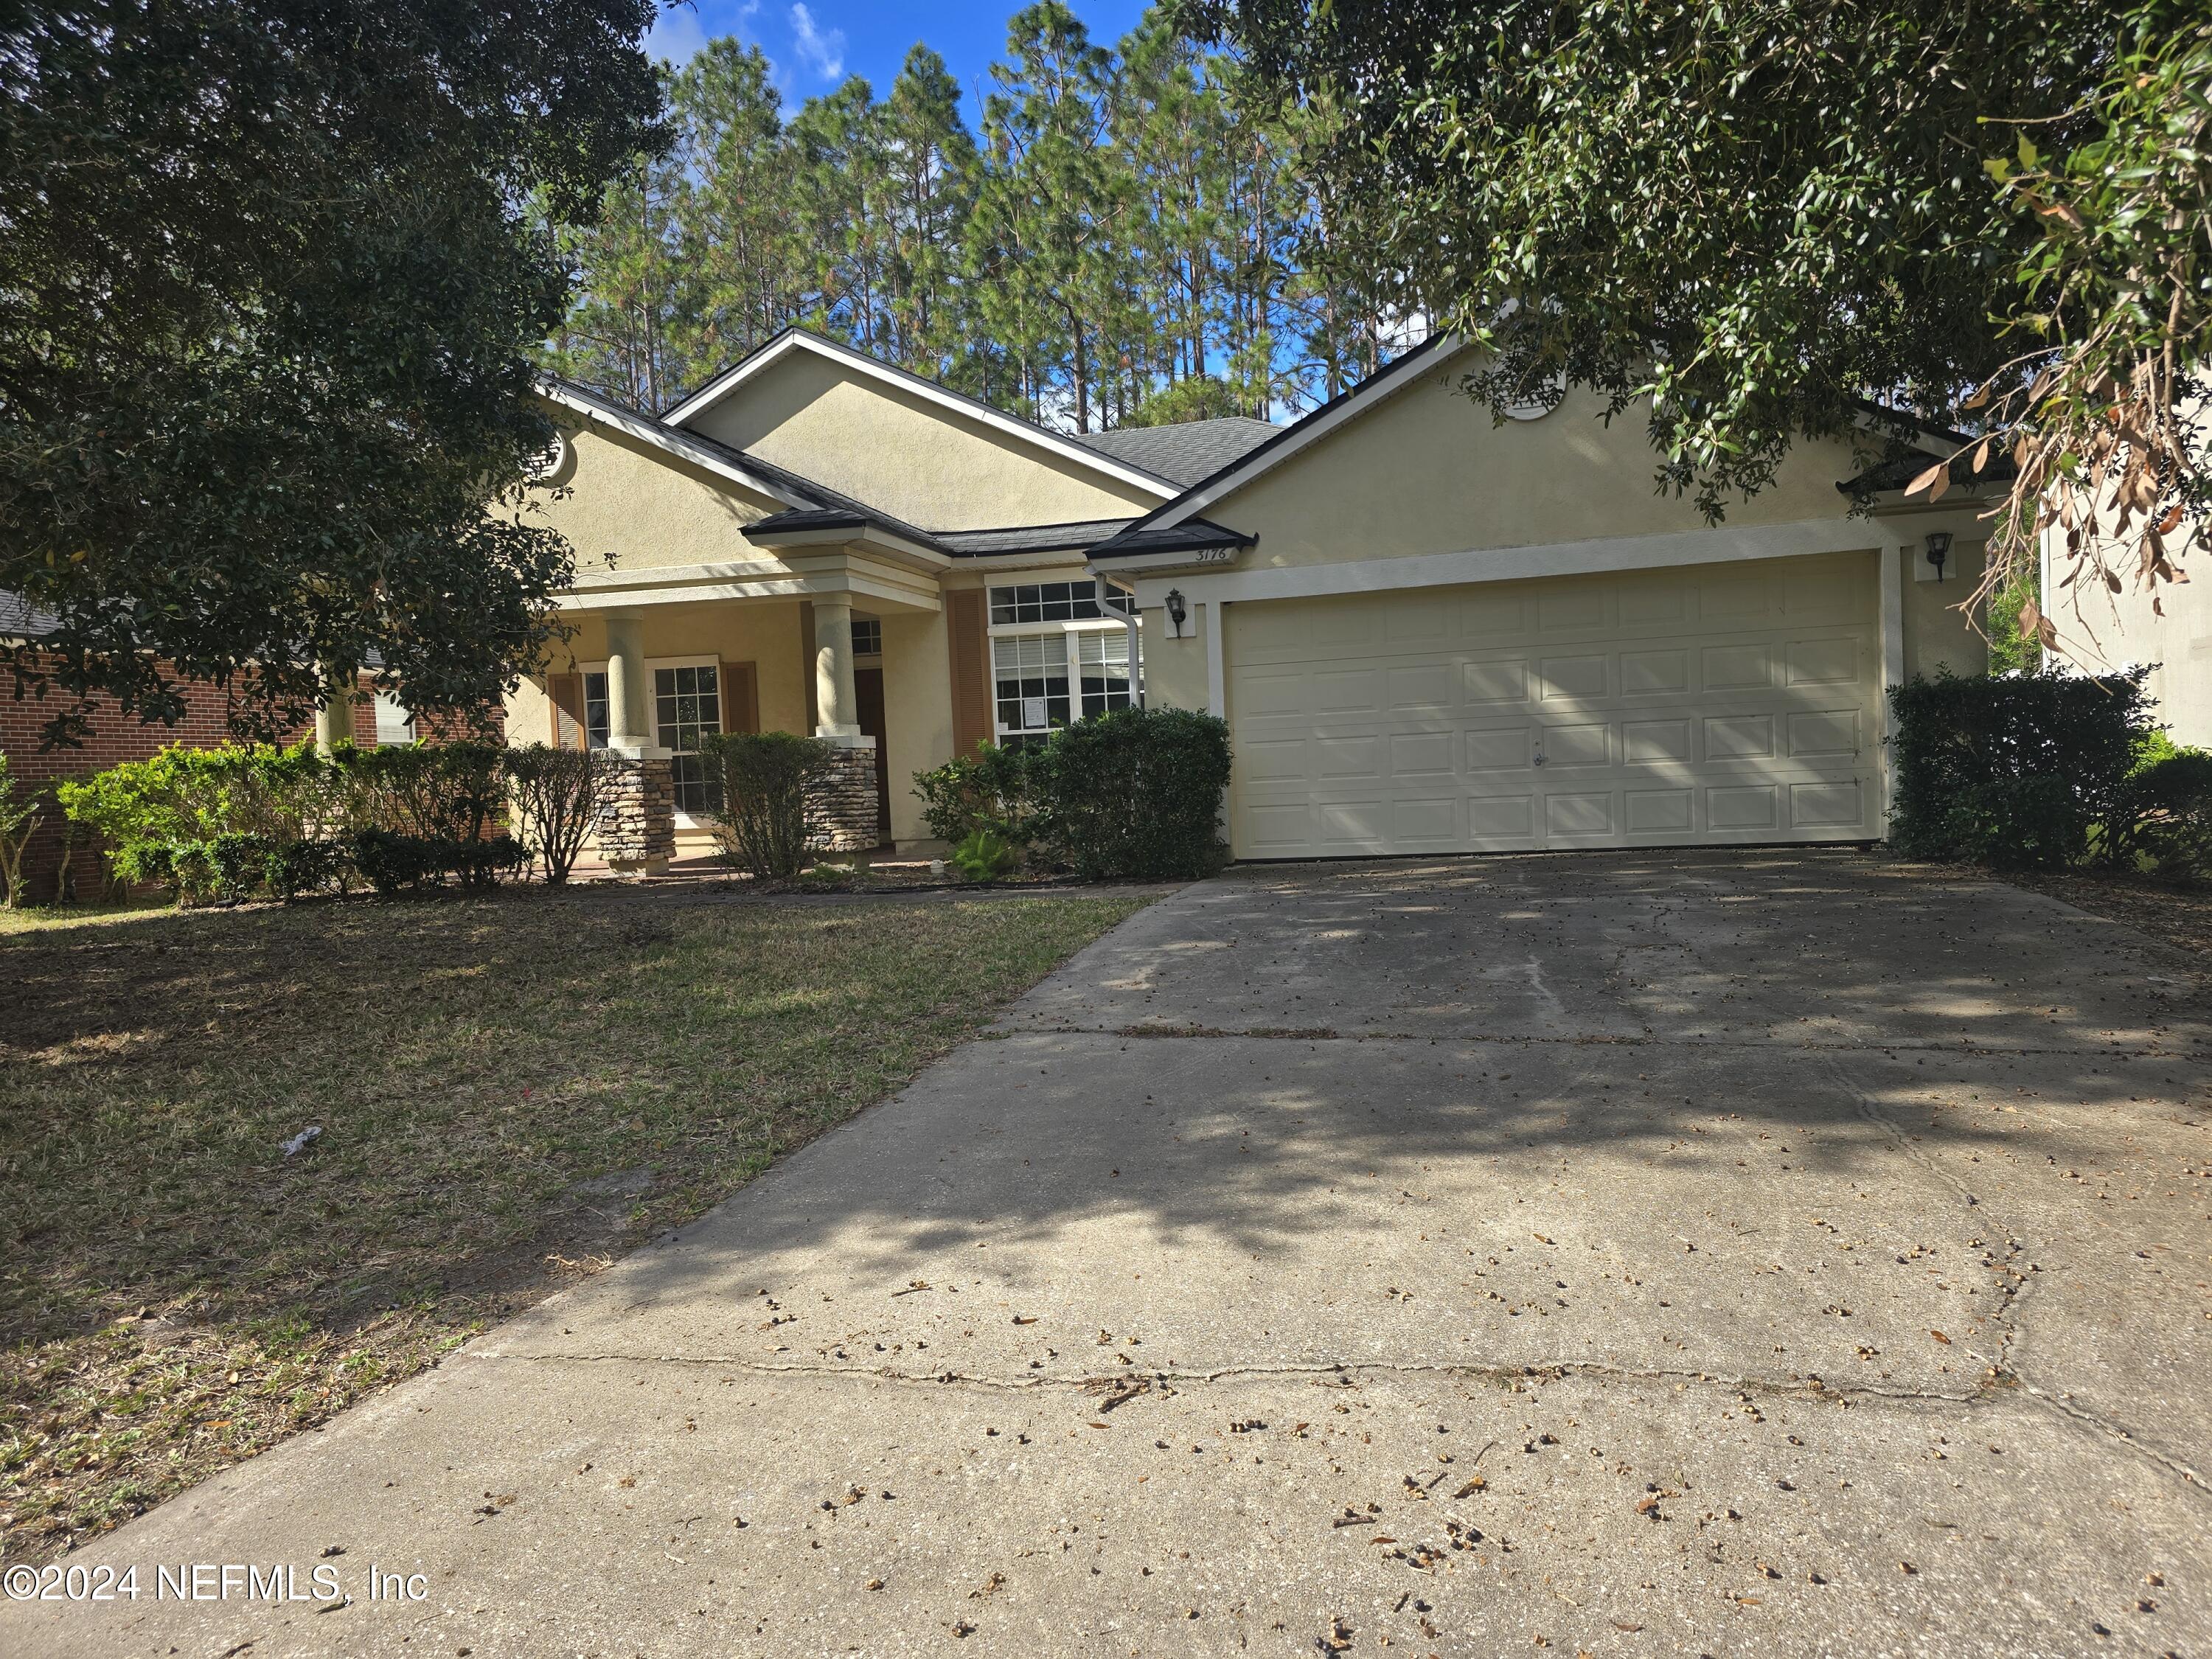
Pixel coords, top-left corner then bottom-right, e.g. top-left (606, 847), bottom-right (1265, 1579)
top-left (950, 828), bottom-right (1019, 883)
top-left (700, 731), bottom-right (835, 878)
top-left (1887, 669), bottom-right (2153, 869)
top-left (58, 742), bottom-right (354, 904)
top-left (911, 740), bottom-right (1054, 846)
top-left (2102, 749), bottom-right (2212, 881)
top-left (505, 744), bottom-right (599, 883)
top-left (59, 738), bottom-right (519, 903)
top-left (347, 827), bottom-right (448, 895)
top-left (1046, 707), bottom-right (1231, 880)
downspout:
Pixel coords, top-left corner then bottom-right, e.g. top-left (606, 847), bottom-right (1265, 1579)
top-left (1103, 573), bottom-right (1143, 709)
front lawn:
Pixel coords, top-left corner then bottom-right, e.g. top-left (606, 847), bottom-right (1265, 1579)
top-left (0, 886), bottom-right (1150, 1562)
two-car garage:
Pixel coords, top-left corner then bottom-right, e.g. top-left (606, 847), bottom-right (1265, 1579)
top-left (1223, 551), bottom-right (1882, 858)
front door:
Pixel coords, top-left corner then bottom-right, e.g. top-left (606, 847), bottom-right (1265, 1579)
top-left (854, 666), bottom-right (894, 849)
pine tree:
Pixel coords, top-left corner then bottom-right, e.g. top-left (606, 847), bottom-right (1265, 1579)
top-left (668, 41), bottom-right (799, 382)
top-left (970, 2), bottom-right (1123, 431)
top-left (543, 66), bottom-right (688, 410)
top-left (543, 2), bottom-right (1418, 430)
top-left (881, 46), bottom-right (981, 382)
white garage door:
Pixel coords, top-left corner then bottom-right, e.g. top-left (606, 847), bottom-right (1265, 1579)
top-left (1228, 552), bottom-right (1880, 858)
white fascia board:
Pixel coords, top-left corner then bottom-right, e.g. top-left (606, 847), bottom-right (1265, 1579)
top-left (563, 557), bottom-right (795, 594)
top-left (1124, 516), bottom-right (1887, 612)
top-left (1141, 335), bottom-right (1473, 532)
top-left (558, 571), bottom-right (939, 616)
top-left (537, 381), bottom-right (813, 509)
top-left (560, 577), bottom-right (810, 611)
top-left (1848, 405), bottom-right (1982, 457)
top-left (1085, 546), bottom-right (1248, 581)
top-left (557, 550), bottom-right (942, 613)
top-left (959, 547), bottom-right (1117, 573)
top-left (661, 331), bottom-right (1178, 500)
top-left (785, 549), bottom-right (944, 611)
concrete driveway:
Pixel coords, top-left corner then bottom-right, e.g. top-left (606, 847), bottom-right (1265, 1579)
top-left (9, 850), bottom-right (2210, 1657)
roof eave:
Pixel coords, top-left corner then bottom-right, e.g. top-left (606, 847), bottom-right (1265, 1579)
top-left (536, 378), bottom-right (822, 512)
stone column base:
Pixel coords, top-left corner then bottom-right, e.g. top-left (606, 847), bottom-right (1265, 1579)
top-left (596, 751), bottom-right (676, 875)
top-left (807, 738), bottom-right (881, 853)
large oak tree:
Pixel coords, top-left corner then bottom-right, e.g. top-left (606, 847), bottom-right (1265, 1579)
top-left (1192, 0), bottom-right (2209, 637)
top-left (1, 0), bottom-right (664, 744)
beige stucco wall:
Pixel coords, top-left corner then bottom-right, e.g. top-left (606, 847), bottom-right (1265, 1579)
top-left (680, 349), bottom-right (1161, 531)
top-left (1902, 540), bottom-right (1991, 681)
top-left (1214, 355), bottom-right (1871, 568)
top-left (1139, 607), bottom-right (1210, 714)
top-left (524, 414), bottom-right (776, 577)
top-left (2046, 534), bottom-right (2212, 746)
top-left (878, 608), bottom-right (953, 845)
top-left (503, 601), bottom-right (810, 745)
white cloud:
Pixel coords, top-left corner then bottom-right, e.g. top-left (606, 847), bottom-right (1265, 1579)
top-left (645, 1), bottom-right (762, 66)
top-left (644, 4), bottom-right (709, 64)
top-left (787, 3), bottom-right (845, 81)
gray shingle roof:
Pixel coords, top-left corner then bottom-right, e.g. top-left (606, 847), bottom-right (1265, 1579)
top-left (0, 590), bottom-right (59, 641)
top-left (1070, 418), bottom-right (1279, 487)
top-left (933, 519), bottom-right (1136, 557)
top-left (1088, 519), bottom-right (1256, 560)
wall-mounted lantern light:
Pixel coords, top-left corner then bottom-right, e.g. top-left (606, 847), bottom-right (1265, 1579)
top-left (1165, 588), bottom-right (1188, 639)
top-left (1924, 530), bottom-right (1953, 583)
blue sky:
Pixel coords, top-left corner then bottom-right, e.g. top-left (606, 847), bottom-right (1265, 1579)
top-left (645, 0), bottom-right (1155, 122)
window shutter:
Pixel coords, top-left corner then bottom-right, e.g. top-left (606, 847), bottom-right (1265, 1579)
top-left (721, 661), bottom-right (759, 733)
top-left (547, 672), bottom-right (585, 750)
top-left (947, 588), bottom-right (990, 757)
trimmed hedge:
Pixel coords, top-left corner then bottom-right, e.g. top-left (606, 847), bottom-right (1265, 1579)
top-left (913, 708), bottom-right (1232, 880)
top-left (1047, 707), bottom-right (1231, 878)
top-left (58, 740), bottom-right (540, 904)
top-left (1889, 669), bottom-right (2151, 867)
top-left (699, 731), bottom-right (835, 878)
top-left (1888, 668), bottom-right (2210, 879)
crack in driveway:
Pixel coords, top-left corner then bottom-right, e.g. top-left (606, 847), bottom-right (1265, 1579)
top-left (474, 1348), bottom-right (2209, 1495)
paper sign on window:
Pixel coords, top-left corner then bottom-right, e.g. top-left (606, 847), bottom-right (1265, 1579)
top-left (1021, 697), bottom-right (1047, 728)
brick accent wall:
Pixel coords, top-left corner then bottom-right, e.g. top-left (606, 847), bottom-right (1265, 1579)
top-left (1, 661), bottom-right (240, 900)
top-left (0, 653), bottom-right (504, 902)
top-left (807, 743), bottom-right (882, 853)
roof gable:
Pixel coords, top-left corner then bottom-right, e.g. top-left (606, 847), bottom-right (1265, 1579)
top-left (1122, 335), bottom-right (1464, 535)
top-left (664, 330), bottom-right (1178, 518)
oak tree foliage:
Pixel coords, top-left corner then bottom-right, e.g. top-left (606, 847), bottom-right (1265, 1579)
top-left (1, 0), bottom-right (665, 745)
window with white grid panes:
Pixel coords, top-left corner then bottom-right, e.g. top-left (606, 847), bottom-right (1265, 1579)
top-left (653, 663), bottom-right (722, 814)
top-left (986, 578), bottom-right (1138, 746)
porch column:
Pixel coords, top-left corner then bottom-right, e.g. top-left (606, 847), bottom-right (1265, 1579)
top-left (603, 612), bottom-right (652, 750)
top-left (810, 597), bottom-right (862, 739)
top-left (597, 611), bottom-right (674, 877)
top-left (313, 661), bottom-right (352, 755)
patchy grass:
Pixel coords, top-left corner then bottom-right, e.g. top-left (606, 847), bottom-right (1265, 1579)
top-left (0, 897), bottom-right (170, 937)
top-left (0, 885), bottom-right (1152, 1562)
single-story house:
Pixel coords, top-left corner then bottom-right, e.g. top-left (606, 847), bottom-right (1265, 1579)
top-left (517, 327), bottom-right (2053, 865)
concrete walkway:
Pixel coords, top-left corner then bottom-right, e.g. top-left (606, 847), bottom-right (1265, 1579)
top-left (9, 849), bottom-right (2210, 1657)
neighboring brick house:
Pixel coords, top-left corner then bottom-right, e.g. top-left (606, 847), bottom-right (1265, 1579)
top-left (0, 592), bottom-right (484, 900)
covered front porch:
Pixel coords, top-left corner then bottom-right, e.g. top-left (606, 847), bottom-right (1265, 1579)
top-left (507, 537), bottom-right (956, 870)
